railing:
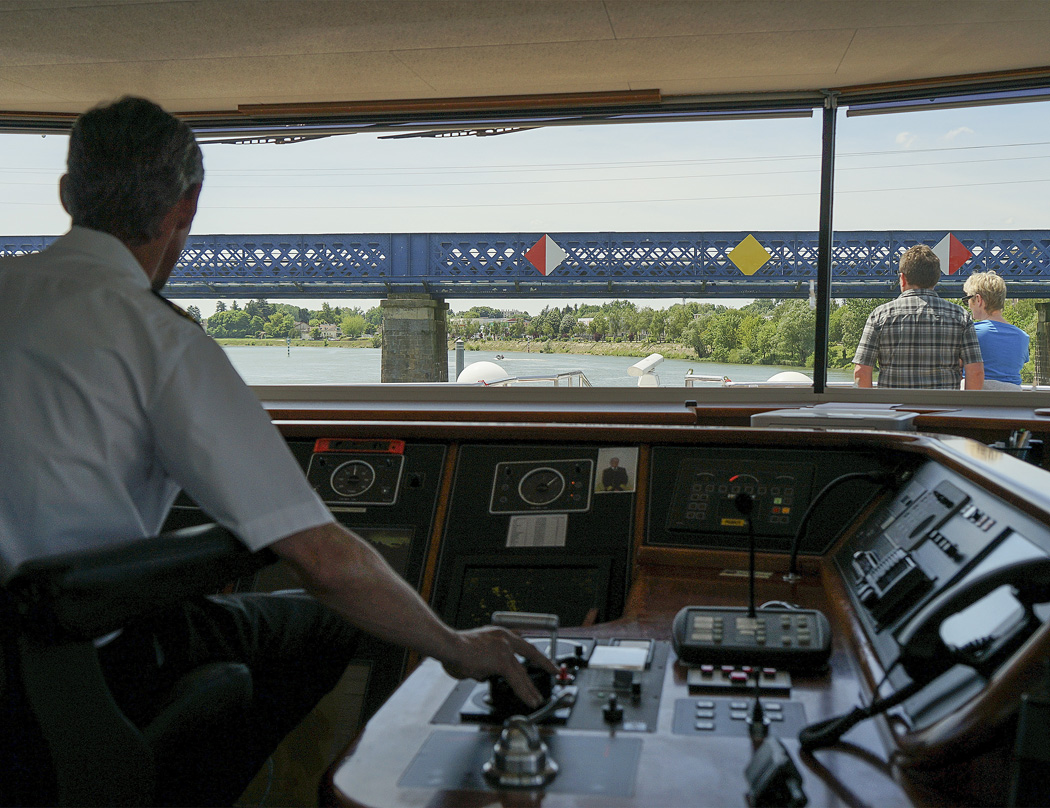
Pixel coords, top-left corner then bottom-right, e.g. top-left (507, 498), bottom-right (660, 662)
top-left (683, 372), bottom-right (732, 387)
top-left (477, 371), bottom-right (592, 388)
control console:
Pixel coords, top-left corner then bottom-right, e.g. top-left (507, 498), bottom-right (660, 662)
top-left (671, 605), bottom-right (832, 671)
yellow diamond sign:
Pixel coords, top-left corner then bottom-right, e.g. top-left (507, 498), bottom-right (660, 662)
top-left (728, 234), bottom-right (771, 276)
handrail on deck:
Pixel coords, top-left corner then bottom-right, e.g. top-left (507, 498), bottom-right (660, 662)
top-left (482, 370), bottom-right (592, 388)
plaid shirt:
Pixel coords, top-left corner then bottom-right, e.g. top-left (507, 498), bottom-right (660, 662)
top-left (853, 289), bottom-right (982, 389)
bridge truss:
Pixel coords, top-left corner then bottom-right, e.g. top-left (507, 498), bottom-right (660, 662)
top-left (3, 231), bottom-right (1048, 299)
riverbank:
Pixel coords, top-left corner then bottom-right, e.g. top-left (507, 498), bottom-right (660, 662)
top-left (213, 337), bottom-right (374, 348)
top-left (213, 336), bottom-right (700, 360)
top-left (458, 338), bottom-right (699, 360)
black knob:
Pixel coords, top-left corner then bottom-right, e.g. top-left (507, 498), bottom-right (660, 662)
top-left (734, 492), bottom-right (755, 515)
top-left (603, 694), bottom-right (624, 724)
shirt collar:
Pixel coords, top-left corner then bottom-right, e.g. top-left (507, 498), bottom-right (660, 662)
top-left (900, 287), bottom-right (940, 299)
top-left (60, 226), bottom-right (151, 291)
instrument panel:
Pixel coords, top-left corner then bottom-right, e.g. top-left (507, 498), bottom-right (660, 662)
top-left (664, 459), bottom-right (814, 536)
top-left (647, 445), bottom-right (898, 554)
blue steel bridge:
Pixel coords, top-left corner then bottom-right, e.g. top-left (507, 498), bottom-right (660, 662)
top-left (3, 231), bottom-right (1049, 299)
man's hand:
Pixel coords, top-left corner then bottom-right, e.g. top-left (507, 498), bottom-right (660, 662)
top-left (441, 626), bottom-right (559, 709)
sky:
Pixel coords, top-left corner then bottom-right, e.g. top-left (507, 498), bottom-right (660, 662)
top-left (1, 99), bottom-right (1047, 318)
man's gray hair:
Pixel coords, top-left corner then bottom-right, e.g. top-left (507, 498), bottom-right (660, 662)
top-left (62, 96), bottom-right (204, 246)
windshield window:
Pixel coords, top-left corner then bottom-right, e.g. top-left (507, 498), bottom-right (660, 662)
top-left (833, 98), bottom-right (1049, 392)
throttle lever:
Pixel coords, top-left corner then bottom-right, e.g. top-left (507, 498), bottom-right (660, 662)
top-left (492, 611), bottom-right (560, 660)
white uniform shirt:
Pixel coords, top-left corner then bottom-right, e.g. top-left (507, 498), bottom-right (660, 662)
top-left (0, 227), bottom-right (333, 570)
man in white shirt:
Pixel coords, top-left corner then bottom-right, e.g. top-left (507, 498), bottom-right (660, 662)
top-left (0, 97), bottom-right (553, 806)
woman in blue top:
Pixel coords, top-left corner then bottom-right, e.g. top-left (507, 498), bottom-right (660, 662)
top-left (963, 271), bottom-right (1030, 389)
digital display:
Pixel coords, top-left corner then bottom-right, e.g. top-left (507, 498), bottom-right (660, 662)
top-left (450, 561), bottom-right (609, 630)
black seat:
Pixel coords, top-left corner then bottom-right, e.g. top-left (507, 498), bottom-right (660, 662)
top-left (1, 523), bottom-right (275, 807)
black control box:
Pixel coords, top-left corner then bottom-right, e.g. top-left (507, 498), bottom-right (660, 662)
top-left (672, 606), bottom-right (832, 672)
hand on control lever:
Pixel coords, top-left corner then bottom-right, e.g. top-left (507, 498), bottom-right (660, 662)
top-left (441, 626), bottom-right (559, 709)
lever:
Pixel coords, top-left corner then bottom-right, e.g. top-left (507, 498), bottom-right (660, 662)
top-left (492, 610), bottom-right (560, 660)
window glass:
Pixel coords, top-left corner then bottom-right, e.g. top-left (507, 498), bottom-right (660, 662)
top-left (833, 100), bottom-right (1049, 391)
top-left (3, 115), bottom-right (832, 389)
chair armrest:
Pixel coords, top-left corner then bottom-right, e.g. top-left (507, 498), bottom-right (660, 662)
top-left (6, 523), bottom-right (276, 639)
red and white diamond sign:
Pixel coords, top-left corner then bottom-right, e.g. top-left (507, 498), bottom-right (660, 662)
top-left (525, 235), bottom-right (567, 276)
top-left (932, 233), bottom-right (972, 275)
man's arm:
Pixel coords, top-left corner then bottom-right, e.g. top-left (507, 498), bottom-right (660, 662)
top-left (963, 362), bottom-right (984, 390)
top-left (854, 364), bottom-right (874, 388)
top-left (271, 522), bottom-right (556, 707)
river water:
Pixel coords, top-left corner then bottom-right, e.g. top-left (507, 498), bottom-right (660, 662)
top-left (222, 345), bottom-right (855, 387)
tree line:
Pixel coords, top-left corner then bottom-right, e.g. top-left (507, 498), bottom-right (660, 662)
top-left (451, 297), bottom-right (1042, 374)
top-left (200, 299), bottom-right (383, 340)
top-left (193, 296), bottom-right (1041, 377)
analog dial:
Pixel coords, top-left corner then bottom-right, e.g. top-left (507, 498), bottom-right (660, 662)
top-left (519, 467), bottom-right (566, 506)
top-left (330, 460), bottom-right (376, 498)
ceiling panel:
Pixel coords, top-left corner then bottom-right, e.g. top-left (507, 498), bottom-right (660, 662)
top-left (0, 1), bottom-right (1048, 116)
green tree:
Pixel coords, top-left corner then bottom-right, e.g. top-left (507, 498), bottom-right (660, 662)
top-left (185, 305), bottom-right (202, 324)
top-left (319, 302), bottom-right (338, 324)
top-left (364, 306), bottom-right (384, 332)
top-left (341, 313), bottom-right (367, 338)
top-left (589, 312), bottom-right (609, 341)
top-left (650, 309), bottom-right (668, 341)
top-left (207, 309), bottom-right (252, 337)
top-left (774, 300), bottom-right (816, 365)
top-left (263, 312), bottom-right (296, 338)
top-left (559, 312), bottom-right (577, 336)
top-left (214, 300), bottom-right (227, 313)
top-left (665, 305), bottom-right (693, 341)
top-left (245, 299), bottom-right (273, 321)
top-left (705, 309), bottom-right (743, 361)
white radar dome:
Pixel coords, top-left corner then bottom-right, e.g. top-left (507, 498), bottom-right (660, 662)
top-left (766, 371), bottom-right (812, 384)
top-left (457, 361), bottom-right (509, 384)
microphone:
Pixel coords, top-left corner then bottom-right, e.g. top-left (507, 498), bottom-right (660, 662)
top-left (734, 492), bottom-right (757, 618)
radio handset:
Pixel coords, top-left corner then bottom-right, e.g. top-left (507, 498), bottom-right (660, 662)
top-left (801, 555), bottom-right (1050, 752)
top-left (897, 556), bottom-right (1050, 684)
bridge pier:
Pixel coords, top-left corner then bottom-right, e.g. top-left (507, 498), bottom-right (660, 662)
top-left (380, 294), bottom-right (449, 383)
top-left (1036, 303), bottom-right (1050, 386)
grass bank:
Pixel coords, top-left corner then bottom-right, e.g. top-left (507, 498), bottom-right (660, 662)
top-left (456, 339), bottom-right (699, 361)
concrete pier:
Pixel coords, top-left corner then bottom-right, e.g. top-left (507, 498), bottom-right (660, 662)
top-left (380, 294), bottom-right (449, 383)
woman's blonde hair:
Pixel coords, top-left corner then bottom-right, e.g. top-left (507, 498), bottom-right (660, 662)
top-left (963, 271), bottom-right (1007, 312)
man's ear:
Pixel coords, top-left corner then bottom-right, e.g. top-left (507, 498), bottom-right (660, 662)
top-left (172, 183), bottom-right (202, 230)
top-left (58, 174), bottom-right (71, 215)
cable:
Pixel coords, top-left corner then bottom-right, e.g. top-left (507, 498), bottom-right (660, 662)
top-left (799, 668), bottom-right (924, 752)
top-left (785, 469), bottom-right (904, 582)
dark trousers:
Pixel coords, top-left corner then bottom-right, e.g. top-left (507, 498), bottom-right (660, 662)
top-left (98, 590), bottom-right (358, 807)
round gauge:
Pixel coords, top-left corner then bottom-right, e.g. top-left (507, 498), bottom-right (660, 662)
top-left (519, 467), bottom-right (566, 506)
top-left (330, 460), bottom-right (376, 498)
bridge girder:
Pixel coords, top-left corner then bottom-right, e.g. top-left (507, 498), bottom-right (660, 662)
top-left (4, 231), bottom-right (1048, 299)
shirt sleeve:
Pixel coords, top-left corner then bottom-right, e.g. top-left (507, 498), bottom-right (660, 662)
top-left (959, 320), bottom-right (983, 366)
top-left (852, 314), bottom-right (880, 367)
top-left (148, 334), bottom-right (334, 550)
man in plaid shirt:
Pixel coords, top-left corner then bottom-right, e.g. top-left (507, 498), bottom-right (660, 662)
top-left (853, 245), bottom-right (984, 389)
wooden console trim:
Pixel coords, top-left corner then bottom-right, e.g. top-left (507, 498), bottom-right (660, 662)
top-left (264, 401), bottom-right (698, 425)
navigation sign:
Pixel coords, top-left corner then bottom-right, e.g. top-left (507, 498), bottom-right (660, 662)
top-left (933, 233), bottom-right (972, 275)
top-left (728, 234), bottom-right (772, 276)
top-left (525, 235), bottom-right (567, 276)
